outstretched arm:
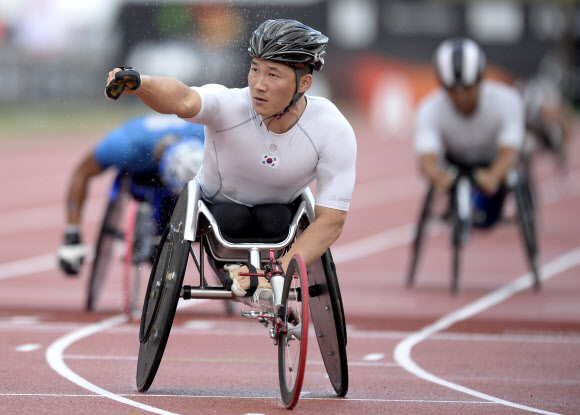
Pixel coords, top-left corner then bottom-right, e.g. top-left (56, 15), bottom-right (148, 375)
top-left (105, 69), bottom-right (202, 119)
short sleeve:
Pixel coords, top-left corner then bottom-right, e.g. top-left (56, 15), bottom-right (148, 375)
top-left (314, 120), bottom-right (357, 211)
top-left (497, 89), bottom-right (525, 150)
top-left (180, 84), bottom-right (229, 128)
top-left (414, 98), bottom-right (443, 155)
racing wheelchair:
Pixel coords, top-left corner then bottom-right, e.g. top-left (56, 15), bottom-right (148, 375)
top-left (136, 181), bottom-right (348, 409)
top-left (406, 158), bottom-right (540, 293)
top-left (86, 171), bottom-right (176, 316)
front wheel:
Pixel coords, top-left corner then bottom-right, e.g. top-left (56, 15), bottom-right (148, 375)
top-left (136, 222), bottom-right (190, 392)
top-left (514, 181), bottom-right (541, 290)
top-left (278, 254), bottom-right (309, 410)
top-left (86, 177), bottom-right (128, 311)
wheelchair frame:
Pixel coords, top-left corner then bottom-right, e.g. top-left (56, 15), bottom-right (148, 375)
top-left (136, 180), bottom-right (348, 409)
top-left (86, 172), bottom-right (172, 317)
top-left (407, 165), bottom-right (541, 293)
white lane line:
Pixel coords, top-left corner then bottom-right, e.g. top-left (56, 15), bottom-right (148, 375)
top-left (0, 392), bottom-right (496, 404)
top-left (394, 246), bottom-right (580, 415)
top-left (0, 221), bottom-right (420, 280)
top-left (11, 321), bottom-right (575, 344)
top-left (15, 344), bottom-right (42, 352)
top-left (0, 254), bottom-right (57, 280)
top-left (333, 223), bottom-right (444, 264)
top-left (2, 316), bottom-right (40, 325)
top-left (62, 353), bottom-right (400, 369)
top-left (45, 300), bottom-right (207, 415)
top-left (0, 250), bottom-right (93, 281)
top-left (45, 314), bottom-right (181, 415)
top-left (362, 353), bottom-right (385, 361)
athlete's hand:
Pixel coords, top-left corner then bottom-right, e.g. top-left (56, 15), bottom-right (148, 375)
top-left (57, 230), bottom-right (87, 276)
top-left (433, 169), bottom-right (455, 193)
top-left (224, 264), bottom-right (268, 296)
top-left (105, 67), bottom-right (141, 101)
top-left (474, 168), bottom-right (501, 195)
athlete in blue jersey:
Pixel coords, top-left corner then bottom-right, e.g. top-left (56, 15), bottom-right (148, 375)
top-left (58, 114), bottom-right (205, 275)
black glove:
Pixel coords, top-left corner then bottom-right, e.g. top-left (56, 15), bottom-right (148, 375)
top-left (105, 67), bottom-right (141, 100)
top-left (57, 231), bottom-right (87, 276)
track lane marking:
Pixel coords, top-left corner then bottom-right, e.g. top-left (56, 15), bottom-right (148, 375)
top-left (45, 300), bottom-right (207, 415)
top-left (394, 246), bottom-right (580, 415)
top-left (15, 344), bottom-right (42, 352)
top-left (0, 392), bottom-right (498, 404)
top-left (362, 353), bottom-right (385, 361)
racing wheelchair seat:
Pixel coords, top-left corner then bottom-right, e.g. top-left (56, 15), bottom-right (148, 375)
top-left (185, 182), bottom-right (313, 265)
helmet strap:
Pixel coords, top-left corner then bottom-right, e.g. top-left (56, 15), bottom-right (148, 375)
top-left (261, 67), bottom-right (303, 131)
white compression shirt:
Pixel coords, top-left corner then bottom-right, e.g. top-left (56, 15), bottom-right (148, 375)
top-left (182, 85), bottom-right (357, 210)
top-left (414, 81), bottom-right (525, 165)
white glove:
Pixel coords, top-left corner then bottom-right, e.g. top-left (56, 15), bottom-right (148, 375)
top-left (224, 264), bottom-right (247, 296)
top-left (58, 231), bottom-right (87, 276)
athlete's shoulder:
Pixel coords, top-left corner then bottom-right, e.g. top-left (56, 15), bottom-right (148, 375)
top-left (482, 80), bottom-right (522, 102)
top-left (416, 89), bottom-right (446, 120)
top-left (420, 88), bottom-right (446, 107)
top-left (305, 95), bottom-right (353, 130)
top-left (195, 84), bottom-right (248, 101)
top-left (301, 96), bottom-right (356, 152)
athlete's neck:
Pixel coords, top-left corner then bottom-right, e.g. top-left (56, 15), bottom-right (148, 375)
top-left (263, 96), bottom-right (307, 134)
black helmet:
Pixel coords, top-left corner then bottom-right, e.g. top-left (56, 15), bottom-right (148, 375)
top-left (249, 19), bottom-right (328, 71)
top-left (434, 37), bottom-right (486, 88)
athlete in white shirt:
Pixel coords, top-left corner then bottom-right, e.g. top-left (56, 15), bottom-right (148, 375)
top-left (105, 19), bottom-right (357, 297)
top-left (414, 38), bottom-right (525, 198)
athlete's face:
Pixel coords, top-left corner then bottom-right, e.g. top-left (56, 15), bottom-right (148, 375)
top-left (445, 83), bottom-right (480, 116)
top-left (248, 58), bottom-right (297, 117)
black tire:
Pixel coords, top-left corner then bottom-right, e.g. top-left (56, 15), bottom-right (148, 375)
top-left (86, 179), bottom-right (129, 311)
top-left (451, 244), bottom-right (461, 294)
top-left (278, 254), bottom-right (309, 409)
top-left (307, 250), bottom-right (349, 397)
top-left (124, 202), bottom-right (154, 317)
top-left (136, 188), bottom-right (191, 392)
top-left (323, 250), bottom-right (347, 346)
top-left (514, 181), bottom-right (541, 290)
top-left (407, 186), bottom-right (435, 287)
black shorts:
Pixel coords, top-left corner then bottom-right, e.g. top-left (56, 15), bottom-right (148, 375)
top-left (207, 201), bottom-right (299, 243)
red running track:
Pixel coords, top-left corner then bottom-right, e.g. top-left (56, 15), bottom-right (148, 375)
top-left (0, 121), bottom-right (579, 415)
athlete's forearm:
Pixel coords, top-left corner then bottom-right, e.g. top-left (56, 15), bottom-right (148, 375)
top-left (485, 146), bottom-right (517, 182)
top-left (66, 155), bottom-right (103, 226)
top-left (418, 153), bottom-right (445, 183)
top-left (280, 206), bottom-right (346, 271)
top-left (135, 76), bottom-right (202, 119)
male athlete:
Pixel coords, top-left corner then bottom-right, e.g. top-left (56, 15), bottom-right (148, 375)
top-left (414, 37), bottom-right (525, 228)
top-left (58, 115), bottom-right (205, 275)
top-left (104, 19), bottom-right (357, 297)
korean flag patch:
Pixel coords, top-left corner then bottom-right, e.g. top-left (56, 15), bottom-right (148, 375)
top-left (262, 154), bottom-right (279, 169)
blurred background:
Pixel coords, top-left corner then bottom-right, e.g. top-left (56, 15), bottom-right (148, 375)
top-left (0, 0), bottom-right (578, 140)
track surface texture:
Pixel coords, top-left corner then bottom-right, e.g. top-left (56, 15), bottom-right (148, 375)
top-left (0, 119), bottom-right (579, 415)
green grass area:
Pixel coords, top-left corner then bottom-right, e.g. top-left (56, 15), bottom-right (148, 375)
top-left (0, 101), bottom-right (151, 140)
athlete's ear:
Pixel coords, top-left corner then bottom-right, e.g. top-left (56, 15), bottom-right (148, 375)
top-left (298, 74), bottom-right (313, 94)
